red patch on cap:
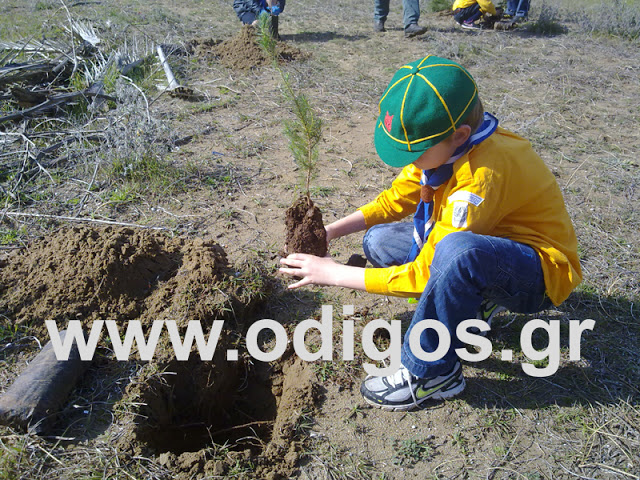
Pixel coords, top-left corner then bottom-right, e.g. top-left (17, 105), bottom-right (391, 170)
top-left (384, 111), bottom-right (394, 131)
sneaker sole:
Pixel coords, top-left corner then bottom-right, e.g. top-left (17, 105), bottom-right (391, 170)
top-left (362, 374), bottom-right (466, 412)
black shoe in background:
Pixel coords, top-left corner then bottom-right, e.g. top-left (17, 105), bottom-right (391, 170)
top-left (404, 23), bottom-right (427, 37)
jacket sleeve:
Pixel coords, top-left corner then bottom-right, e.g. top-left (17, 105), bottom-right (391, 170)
top-left (364, 164), bottom-right (502, 297)
top-left (358, 164), bottom-right (422, 228)
top-left (477, 0), bottom-right (497, 15)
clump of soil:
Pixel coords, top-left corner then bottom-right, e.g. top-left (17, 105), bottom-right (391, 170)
top-left (285, 195), bottom-right (327, 257)
top-left (191, 25), bottom-right (306, 71)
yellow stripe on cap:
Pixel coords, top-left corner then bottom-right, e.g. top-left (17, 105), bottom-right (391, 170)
top-left (417, 73), bottom-right (457, 134)
top-left (400, 75), bottom-right (415, 151)
top-left (378, 74), bottom-right (413, 114)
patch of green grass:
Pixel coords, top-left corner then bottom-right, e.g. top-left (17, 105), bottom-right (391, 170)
top-left (0, 228), bottom-right (19, 245)
top-left (0, 321), bottom-right (22, 344)
top-left (478, 410), bottom-right (516, 436)
top-left (314, 362), bottom-right (336, 381)
top-left (451, 430), bottom-right (469, 454)
top-left (294, 408), bottom-right (315, 437)
top-left (392, 438), bottom-right (434, 466)
top-left (107, 185), bottom-right (138, 206)
top-left (430, 0), bottom-right (453, 12)
top-left (526, 3), bottom-right (568, 34)
top-left (204, 173), bottom-right (233, 189)
top-left (34, 0), bottom-right (54, 10)
top-left (107, 153), bottom-right (185, 196)
top-left (0, 443), bottom-right (21, 480)
top-left (124, 56), bottom-right (164, 93)
top-left (310, 185), bottom-right (337, 197)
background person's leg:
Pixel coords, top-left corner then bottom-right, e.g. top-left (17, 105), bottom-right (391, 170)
top-left (515, 0), bottom-right (530, 18)
top-left (401, 231), bottom-right (549, 379)
top-left (457, 4), bottom-right (482, 23)
top-left (402, 0), bottom-right (420, 28)
top-left (239, 11), bottom-right (257, 24)
top-left (374, 0), bottom-right (391, 24)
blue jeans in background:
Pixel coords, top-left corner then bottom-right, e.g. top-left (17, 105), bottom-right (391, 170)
top-left (374, 0), bottom-right (420, 28)
top-left (363, 223), bottom-right (550, 378)
top-left (506, 0), bottom-right (530, 17)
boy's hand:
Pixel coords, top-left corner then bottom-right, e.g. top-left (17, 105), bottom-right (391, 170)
top-left (279, 254), bottom-right (339, 289)
top-left (279, 254), bottom-right (366, 291)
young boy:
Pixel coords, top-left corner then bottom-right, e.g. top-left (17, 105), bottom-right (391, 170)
top-left (279, 55), bottom-right (582, 411)
top-left (452, 0), bottom-right (499, 29)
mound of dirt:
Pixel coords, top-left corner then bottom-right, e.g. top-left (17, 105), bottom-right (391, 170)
top-left (192, 25), bottom-right (306, 71)
top-left (0, 226), bottom-right (320, 479)
top-left (0, 226), bottom-right (230, 332)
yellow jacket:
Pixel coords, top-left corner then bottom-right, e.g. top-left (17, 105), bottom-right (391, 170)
top-left (452, 0), bottom-right (497, 15)
top-left (359, 127), bottom-right (582, 306)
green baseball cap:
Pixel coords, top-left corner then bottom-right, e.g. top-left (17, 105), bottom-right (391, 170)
top-left (374, 55), bottom-right (479, 168)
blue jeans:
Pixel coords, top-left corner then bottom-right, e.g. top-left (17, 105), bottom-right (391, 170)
top-left (363, 223), bottom-right (550, 378)
top-left (374, 0), bottom-right (420, 28)
top-left (506, 0), bottom-right (529, 17)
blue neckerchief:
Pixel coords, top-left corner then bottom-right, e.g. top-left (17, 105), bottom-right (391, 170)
top-left (405, 112), bottom-right (499, 263)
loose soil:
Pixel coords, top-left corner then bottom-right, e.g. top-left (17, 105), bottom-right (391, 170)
top-left (0, 227), bottom-right (319, 479)
top-left (192, 25), bottom-right (306, 71)
top-left (285, 195), bottom-right (328, 257)
top-left (0, 226), bottom-right (229, 331)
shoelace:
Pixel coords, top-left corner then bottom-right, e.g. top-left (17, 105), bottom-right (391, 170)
top-left (390, 366), bottom-right (419, 410)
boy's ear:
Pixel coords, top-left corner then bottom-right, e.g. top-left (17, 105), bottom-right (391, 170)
top-left (452, 125), bottom-right (472, 147)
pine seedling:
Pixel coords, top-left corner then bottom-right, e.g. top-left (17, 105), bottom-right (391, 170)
top-left (257, 13), bottom-right (278, 61)
top-left (282, 85), bottom-right (323, 199)
top-left (257, 15), bottom-right (323, 199)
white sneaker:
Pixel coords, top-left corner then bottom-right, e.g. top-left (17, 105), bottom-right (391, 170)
top-left (360, 361), bottom-right (465, 411)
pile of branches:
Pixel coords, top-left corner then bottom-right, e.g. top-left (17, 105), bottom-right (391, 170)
top-left (0, 16), bottom-right (191, 224)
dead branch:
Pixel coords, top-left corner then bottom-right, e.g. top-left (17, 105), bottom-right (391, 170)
top-left (10, 86), bottom-right (50, 107)
top-left (63, 19), bottom-right (101, 47)
top-left (2, 211), bottom-right (169, 230)
top-left (0, 89), bottom-right (116, 124)
top-left (75, 158), bottom-right (100, 214)
top-left (0, 39), bottom-right (69, 55)
top-left (0, 62), bottom-right (64, 86)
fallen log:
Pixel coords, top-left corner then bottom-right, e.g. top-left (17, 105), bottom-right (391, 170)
top-left (0, 330), bottom-right (90, 435)
top-left (10, 86), bottom-right (50, 107)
